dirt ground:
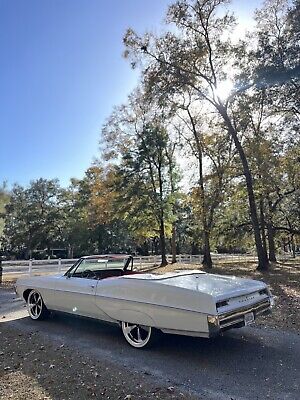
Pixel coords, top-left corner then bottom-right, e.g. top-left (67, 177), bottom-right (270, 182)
top-left (152, 261), bottom-right (300, 334)
top-left (0, 322), bottom-right (199, 400)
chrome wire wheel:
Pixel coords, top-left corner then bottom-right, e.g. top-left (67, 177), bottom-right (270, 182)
top-left (121, 322), bottom-right (152, 348)
top-left (27, 290), bottom-right (45, 320)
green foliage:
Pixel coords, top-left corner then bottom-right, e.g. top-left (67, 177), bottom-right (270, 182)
top-left (113, 123), bottom-right (173, 239)
top-left (2, 179), bottom-right (63, 258)
top-left (0, 183), bottom-right (10, 247)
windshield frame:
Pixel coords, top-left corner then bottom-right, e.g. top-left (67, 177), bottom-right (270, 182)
top-left (64, 255), bottom-right (133, 277)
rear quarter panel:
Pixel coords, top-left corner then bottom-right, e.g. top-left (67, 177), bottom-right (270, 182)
top-left (95, 277), bottom-right (216, 334)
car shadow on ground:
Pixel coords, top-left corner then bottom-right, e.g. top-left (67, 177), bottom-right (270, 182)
top-left (30, 311), bottom-right (284, 367)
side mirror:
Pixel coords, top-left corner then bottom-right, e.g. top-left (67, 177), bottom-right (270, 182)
top-left (66, 272), bottom-right (72, 279)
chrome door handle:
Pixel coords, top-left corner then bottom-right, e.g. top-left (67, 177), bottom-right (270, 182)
top-left (90, 285), bottom-right (95, 289)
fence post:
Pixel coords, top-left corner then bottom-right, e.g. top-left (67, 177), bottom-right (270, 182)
top-left (190, 254), bottom-right (192, 264)
top-left (58, 258), bottom-right (62, 273)
top-left (153, 255), bottom-right (157, 266)
top-left (139, 256), bottom-right (142, 270)
top-left (29, 259), bottom-right (32, 276)
top-left (179, 254), bottom-right (182, 264)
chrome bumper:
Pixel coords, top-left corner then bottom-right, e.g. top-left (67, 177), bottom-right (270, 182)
top-left (208, 298), bottom-right (272, 337)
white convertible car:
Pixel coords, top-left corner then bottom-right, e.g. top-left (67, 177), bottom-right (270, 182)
top-left (16, 254), bottom-right (274, 348)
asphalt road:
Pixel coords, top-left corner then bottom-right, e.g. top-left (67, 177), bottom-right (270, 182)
top-left (1, 288), bottom-right (299, 400)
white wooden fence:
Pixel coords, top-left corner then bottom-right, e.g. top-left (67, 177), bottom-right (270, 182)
top-left (1, 253), bottom-right (298, 279)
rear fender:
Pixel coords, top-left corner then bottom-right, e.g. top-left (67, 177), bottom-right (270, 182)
top-left (112, 309), bottom-right (155, 326)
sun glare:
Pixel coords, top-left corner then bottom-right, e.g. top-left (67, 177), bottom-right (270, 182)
top-left (214, 80), bottom-right (234, 100)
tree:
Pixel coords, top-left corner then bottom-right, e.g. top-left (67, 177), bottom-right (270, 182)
top-left (254, 0), bottom-right (300, 120)
top-left (3, 179), bottom-right (63, 258)
top-left (114, 123), bottom-right (173, 266)
top-left (165, 139), bottom-right (181, 263)
top-left (0, 183), bottom-right (10, 252)
top-left (61, 165), bottom-right (133, 257)
top-left (237, 0), bottom-right (300, 261)
top-left (123, 0), bottom-right (271, 269)
top-left (101, 90), bottom-right (180, 265)
top-left (172, 92), bottom-right (234, 267)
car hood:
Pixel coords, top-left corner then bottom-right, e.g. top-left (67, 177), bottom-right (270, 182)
top-left (16, 273), bottom-right (64, 286)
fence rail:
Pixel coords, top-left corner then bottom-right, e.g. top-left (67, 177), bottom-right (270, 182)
top-left (1, 253), bottom-right (299, 279)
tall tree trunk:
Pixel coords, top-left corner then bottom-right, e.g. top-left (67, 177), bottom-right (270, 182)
top-left (202, 230), bottom-right (213, 269)
top-left (171, 223), bottom-right (177, 263)
top-left (194, 138), bottom-right (212, 268)
top-left (186, 108), bottom-right (213, 269)
top-left (218, 105), bottom-right (269, 270)
top-left (266, 197), bottom-right (277, 262)
top-left (259, 197), bottom-right (268, 260)
top-left (291, 235), bottom-right (296, 258)
top-left (153, 237), bottom-right (159, 255)
top-left (159, 218), bottom-right (168, 266)
top-left (157, 161), bottom-right (168, 267)
top-left (166, 145), bottom-right (177, 264)
top-left (176, 241), bottom-right (180, 256)
top-left (266, 223), bottom-right (277, 262)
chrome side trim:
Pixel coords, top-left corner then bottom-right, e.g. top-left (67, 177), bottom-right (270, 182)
top-left (161, 328), bottom-right (209, 338)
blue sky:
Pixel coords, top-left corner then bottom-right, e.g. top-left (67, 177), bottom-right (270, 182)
top-left (0, 0), bottom-right (261, 188)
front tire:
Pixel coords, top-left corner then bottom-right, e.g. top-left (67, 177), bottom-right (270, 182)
top-left (27, 290), bottom-right (49, 320)
top-left (121, 321), bottom-right (158, 349)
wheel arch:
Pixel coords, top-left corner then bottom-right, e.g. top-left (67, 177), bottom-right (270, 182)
top-left (23, 288), bottom-right (34, 302)
top-left (117, 309), bottom-right (156, 327)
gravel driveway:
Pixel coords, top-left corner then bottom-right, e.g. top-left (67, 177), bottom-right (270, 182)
top-left (1, 287), bottom-right (299, 400)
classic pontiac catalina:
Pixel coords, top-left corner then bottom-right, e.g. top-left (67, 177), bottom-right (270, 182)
top-left (16, 254), bottom-right (274, 348)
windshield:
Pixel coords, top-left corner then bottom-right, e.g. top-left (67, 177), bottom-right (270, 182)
top-left (65, 256), bottom-right (132, 277)
top-left (75, 258), bottom-right (127, 273)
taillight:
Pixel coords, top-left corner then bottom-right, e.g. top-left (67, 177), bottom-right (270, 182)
top-left (216, 300), bottom-right (228, 308)
top-left (259, 289), bottom-right (268, 296)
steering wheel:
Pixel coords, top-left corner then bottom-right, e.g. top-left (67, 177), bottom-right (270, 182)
top-left (81, 269), bottom-right (97, 279)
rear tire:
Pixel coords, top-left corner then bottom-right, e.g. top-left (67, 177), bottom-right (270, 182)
top-left (121, 321), bottom-right (160, 349)
top-left (27, 290), bottom-right (49, 320)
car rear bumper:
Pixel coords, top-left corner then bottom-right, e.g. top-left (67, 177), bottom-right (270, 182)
top-left (208, 297), bottom-right (273, 337)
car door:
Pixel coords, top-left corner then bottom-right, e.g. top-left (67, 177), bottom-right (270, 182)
top-left (51, 259), bottom-right (105, 318)
top-left (51, 257), bottom-right (128, 320)
top-left (53, 275), bottom-right (100, 318)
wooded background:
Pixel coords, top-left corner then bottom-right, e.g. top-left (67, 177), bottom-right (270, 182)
top-left (0, 0), bottom-right (299, 270)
